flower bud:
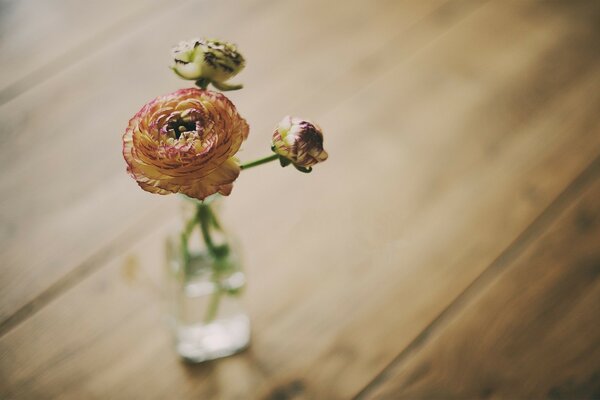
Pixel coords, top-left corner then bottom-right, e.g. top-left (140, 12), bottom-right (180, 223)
top-left (272, 116), bottom-right (328, 169)
top-left (171, 38), bottom-right (245, 89)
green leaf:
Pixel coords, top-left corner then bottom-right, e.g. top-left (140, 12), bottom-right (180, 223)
top-left (294, 165), bottom-right (313, 173)
top-left (279, 156), bottom-right (292, 167)
top-left (211, 80), bottom-right (243, 91)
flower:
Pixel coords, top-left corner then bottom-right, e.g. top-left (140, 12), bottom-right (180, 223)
top-left (171, 38), bottom-right (245, 90)
top-left (123, 88), bottom-right (249, 200)
top-left (272, 116), bottom-right (328, 169)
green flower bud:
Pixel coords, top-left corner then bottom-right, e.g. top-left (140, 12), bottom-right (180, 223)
top-left (171, 38), bottom-right (245, 90)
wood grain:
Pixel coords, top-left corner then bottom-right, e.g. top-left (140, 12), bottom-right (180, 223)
top-left (363, 162), bottom-right (600, 400)
top-left (0, 0), bottom-right (599, 399)
top-left (0, 0), bottom-right (181, 103)
top-left (257, 2), bottom-right (600, 396)
top-left (0, 0), bottom-right (447, 327)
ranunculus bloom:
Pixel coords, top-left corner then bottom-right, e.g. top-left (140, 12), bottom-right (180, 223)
top-left (171, 38), bottom-right (245, 87)
top-left (272, 116), bottom-right (328, 168)
top-left (123, 88), bottom-right (249, 200)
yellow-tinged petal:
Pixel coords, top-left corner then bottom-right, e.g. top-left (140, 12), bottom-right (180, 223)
top-left (123, 88), bottom-right (249, 200)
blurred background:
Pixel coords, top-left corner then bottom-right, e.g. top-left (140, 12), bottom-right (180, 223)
top-left (1, 0), bottom-right (599, 398)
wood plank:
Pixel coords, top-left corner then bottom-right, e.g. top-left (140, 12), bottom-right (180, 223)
top-left (2, 1), bottom-right (600, 399)
top-left (362, 163), bottom-right (600, 400)
top-left (0, 0), bottom-right (448, 326)
top-left (0, 0), bottom-right (267, 327)
top-left (256, 2), bottom-right (600, 397)
top-left (0, 0), bottom-right (180, 103)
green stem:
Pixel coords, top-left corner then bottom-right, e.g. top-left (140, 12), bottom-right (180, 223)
top-left (196, 201), bottom-right (229, 323)
top-left (197, 203), bottom-right (219, 256)
top-left (180, 213), bottom-right (198, 280)
top-left (239, 153), bottom-right (279, 170)
top-left (179, 198), bottom-right (231, 323)
top-left (195, 78), bottom-right (209, 89)
top-left (204, 288), bottom-right (222, 323)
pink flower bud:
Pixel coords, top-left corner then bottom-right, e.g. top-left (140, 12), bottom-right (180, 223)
top-left (272, 116), bottom-right (328, 169)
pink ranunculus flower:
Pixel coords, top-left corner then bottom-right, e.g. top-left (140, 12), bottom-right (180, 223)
top-left (123, 88), bottom-right (249, 200)
top-left (272, 116), bottom-right (328, 168)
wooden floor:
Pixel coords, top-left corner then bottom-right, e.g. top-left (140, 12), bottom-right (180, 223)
top-left (1, 0), bottom-right (599, 398)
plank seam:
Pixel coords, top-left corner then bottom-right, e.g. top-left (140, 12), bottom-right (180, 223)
top-left (0, 206), bottom-right (168, 337)
top-left (0, 0), bottom-right (487, 335)
top-left (0, 0), bottom-right (192, 106)
top-left (353, 153), bottom-right (600, 400)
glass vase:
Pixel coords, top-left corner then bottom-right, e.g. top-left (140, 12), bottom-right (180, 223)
top-left (165, 195), bottom-right (250, 362)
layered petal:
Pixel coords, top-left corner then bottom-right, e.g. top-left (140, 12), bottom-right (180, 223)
top-left (123, 88), bottom-right (249, 200)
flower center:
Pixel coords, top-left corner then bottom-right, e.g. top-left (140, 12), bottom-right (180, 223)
top-left (164, 110), bottom-right (202, 140)
top-left (169, 119), bottom-right (196, 139)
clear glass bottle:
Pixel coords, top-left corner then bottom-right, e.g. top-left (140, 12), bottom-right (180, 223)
top-left (165, 195), bottom-right (250, 362)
